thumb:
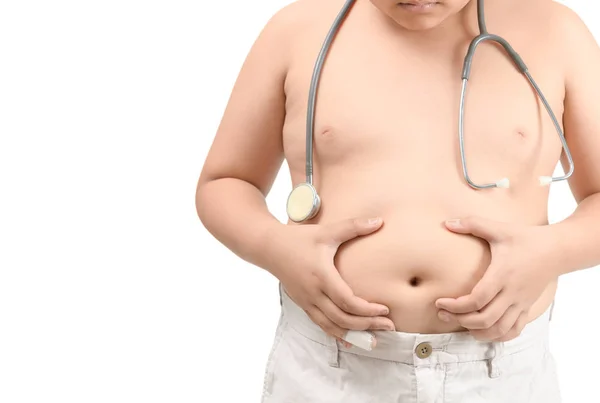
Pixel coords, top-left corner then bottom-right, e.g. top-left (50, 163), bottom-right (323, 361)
top-left (444, 216), bottom-right (505, 242)
top-left (324, 217), bottom-right (383, 247)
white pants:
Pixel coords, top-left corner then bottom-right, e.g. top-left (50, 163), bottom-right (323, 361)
top-left (261, 286), bottom-right (560, 403)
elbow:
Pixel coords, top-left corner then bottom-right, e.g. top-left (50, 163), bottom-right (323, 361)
top-left (195, 172), bottom-right (230, 228)
top-left (195, 163), bottom-right (221, 225)
top-left (195, 177), bottom-right (211, 227)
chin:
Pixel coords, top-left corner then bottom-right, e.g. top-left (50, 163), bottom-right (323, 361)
top-left (393, 16), bottom-right (444, 31)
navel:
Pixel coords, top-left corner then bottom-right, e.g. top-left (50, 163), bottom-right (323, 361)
top-left (409, 276), bottom-right (422, 287)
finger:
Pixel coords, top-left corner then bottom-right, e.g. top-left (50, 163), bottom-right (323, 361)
top-left (336, 337), bottom-right (353, 348)
top-left (318, 295), bottom-right (395, 331)
top-left (322, 267), bottom-right (390, 316)
top-left (439, 293), bottom-right (510, 330)
top-left (469, 305), bottom-right (521, 341)
top-left (444, 216), bottom-right (505, 243)
top-left (343, 330), bottom-right (377, 350)
top-left (436, 270), bottom-right (502, 313)
top-left (322, 217), bottom-right (383, 247)
top-left (494, 311), bottom-right (529, 342)
top-left (305, 305), bottom-right (347, 340)
top-left (307, 306), bottom-right (378, 349)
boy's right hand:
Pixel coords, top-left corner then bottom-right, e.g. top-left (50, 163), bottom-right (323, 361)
top-left (269, 217), bottom-right (396, 346)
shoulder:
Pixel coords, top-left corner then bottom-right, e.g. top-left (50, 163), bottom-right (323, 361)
top-left (509, 1), bottom-right (599, 87)
top-left (544, 1), bottom-right (596, 45)
top-left (252, 0), bottom-right (354, 74)
top-left (236, 1), bottom-right (314, 75)
top-left (507, 0), bottom-right (591, 36)
top-left (261, 0), bottom-right (345, 37)
top-left (265, 0), bottom-right (354, 39)
top-left (252, 0), bottom-right (345, 57)
top-left (547, 1), bottom-right (599, 81)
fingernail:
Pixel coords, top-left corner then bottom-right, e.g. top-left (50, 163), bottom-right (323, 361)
top-left (337, 337), bottom-right (351, 348)
top-left (368, 217), bottom-right (382, 225)
top-left (438, 311), bottom-right (451, 322)
top-left (381, 307), bottom-right (389, 315)
top-left (445, 219), bottom-right (462, 228)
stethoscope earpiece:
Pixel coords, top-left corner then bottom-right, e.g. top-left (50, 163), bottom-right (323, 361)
top-left (286, 183), bottom-right (321, 223)
top-left (539, 176), bottom-right (553, 186)
top-left (494, 178), bottom-right (510, 189)
top-left (477, 176), bottom-right (557, 188)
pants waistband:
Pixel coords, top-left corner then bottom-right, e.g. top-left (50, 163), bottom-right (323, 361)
top-left (280, 286), bottom-right (551, 366)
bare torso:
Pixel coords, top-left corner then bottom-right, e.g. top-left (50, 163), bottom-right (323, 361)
top-left (282, 0), bottom-right (563, 332)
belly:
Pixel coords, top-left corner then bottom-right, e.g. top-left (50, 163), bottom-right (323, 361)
top-left (335, 206), bottom-right (488, 332)
top-left (310, 170), bottom-right (558, 333)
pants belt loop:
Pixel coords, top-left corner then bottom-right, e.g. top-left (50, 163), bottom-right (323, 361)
top-left (488, 342), bottom-right (504, 378)
top-left (326, 335), bottom-right (340, 368)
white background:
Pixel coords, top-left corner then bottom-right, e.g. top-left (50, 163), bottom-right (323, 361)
top-left (0, 0), bottom-right (597, 402)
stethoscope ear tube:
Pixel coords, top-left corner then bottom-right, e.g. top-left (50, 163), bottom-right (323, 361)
top-left (287, 0), bottom-right (575, 221)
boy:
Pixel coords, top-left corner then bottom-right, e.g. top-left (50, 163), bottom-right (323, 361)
top-left (196, 0), bottom-right (600, 401)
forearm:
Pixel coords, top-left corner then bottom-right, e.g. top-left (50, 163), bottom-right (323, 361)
top-left (196, 177), bottom-right (287, 274)
top-left (543, 192), bottom-right (600, 276)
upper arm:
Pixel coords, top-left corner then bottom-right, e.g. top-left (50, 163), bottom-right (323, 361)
top-left (198, 4), bottom-right (300, 196)
top-left (559, 4), bottom-right (600, 203)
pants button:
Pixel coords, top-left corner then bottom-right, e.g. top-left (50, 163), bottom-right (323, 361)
top-left (415, 342), bottom-right (432, 358)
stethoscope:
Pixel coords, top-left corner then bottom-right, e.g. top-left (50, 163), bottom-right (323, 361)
top-left (286, 0), bottom-right (575, 223)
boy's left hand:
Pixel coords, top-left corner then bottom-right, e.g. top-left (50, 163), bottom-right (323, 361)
top-left (434, 216), bottom-right (558, 342)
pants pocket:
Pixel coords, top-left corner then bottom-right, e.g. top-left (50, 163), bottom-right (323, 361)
top-left (540, 348), bottom-right (562, 402)
top-left (261, 311), bottom-right (287, 402)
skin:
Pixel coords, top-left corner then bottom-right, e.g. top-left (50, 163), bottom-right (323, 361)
top-left (197, 0), bottom-right (600, 344)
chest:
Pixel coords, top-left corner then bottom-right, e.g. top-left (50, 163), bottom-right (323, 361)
top-left (281, 26), bottom-right (565, 173)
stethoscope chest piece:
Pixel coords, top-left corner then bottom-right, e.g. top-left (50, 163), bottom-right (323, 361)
top-left (286, 183), bottom-right (321, 223)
